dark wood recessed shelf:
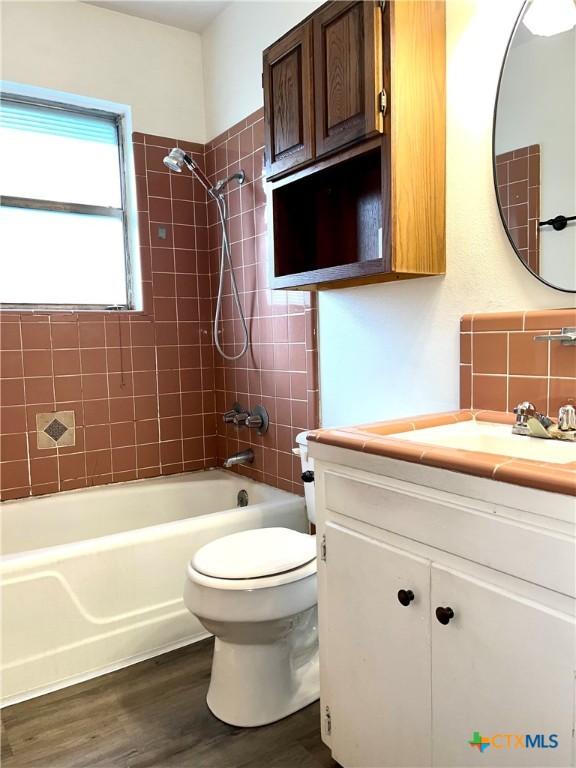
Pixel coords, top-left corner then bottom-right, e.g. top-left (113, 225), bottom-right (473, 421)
top-left (270, 145), bottom-right (386, 289)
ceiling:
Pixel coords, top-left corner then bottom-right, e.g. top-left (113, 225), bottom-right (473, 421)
top-left (84, 1), bottom-right (230, 33)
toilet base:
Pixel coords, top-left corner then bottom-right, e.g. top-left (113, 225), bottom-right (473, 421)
top-left (205, 606), bottom-right (319, 727)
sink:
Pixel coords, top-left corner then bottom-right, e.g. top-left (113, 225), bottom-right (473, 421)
top-left (390, 420), bottom-right (575, 465)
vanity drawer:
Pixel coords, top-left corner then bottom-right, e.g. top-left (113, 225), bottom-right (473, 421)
top-left (323, 469), bottom-right (575, 597)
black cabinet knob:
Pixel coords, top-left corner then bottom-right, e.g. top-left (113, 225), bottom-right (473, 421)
top-left (435, 606), bottom-right (455, 625)
top-left (397, 589), bottom-right (415, 606)
top-left (301, 470), bottom-right (315, 483)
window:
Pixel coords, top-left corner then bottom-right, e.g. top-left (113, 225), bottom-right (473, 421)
top-left (0, 84), bottom-right (140, 310)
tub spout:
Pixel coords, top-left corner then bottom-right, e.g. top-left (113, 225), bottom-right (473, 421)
top-left (223, 449), bottom-right (254, 468)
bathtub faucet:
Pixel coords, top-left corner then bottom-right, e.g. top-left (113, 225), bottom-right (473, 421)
top-left (223, 449), bottom-right (254, 468)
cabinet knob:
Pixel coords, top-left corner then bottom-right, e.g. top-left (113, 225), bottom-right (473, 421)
top-left (397, 589), bottom-right (415, 607)
top-left (435, 606), bottom-right (455, 625)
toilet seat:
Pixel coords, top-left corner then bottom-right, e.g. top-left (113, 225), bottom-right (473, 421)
top-left (188, 557), bottom-right (317, 591)
top-left (192, 527), bottom-right (316, 580)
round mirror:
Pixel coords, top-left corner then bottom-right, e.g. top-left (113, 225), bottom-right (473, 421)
top-left (494, 0), bottom-right (576, 292)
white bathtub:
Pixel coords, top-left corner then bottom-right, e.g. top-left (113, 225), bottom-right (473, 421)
top-left (0, 470), bottom-right (307, 706)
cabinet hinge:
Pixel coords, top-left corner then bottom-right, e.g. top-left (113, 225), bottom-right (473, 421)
top-left (320, 534), bottom-right (327, 562)
top-left (379, 0), bottom-right (387, 10)
top-left (379, 89), bottom-right (387, 116)
top-left (325, 706), bottom-right (332, 735)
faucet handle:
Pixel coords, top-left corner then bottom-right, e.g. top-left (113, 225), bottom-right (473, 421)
top-left (223, 402), bottom-right (244, 424)
top-left (233, 411), bottom-right (250, 427)
top-left (245, 405), bottom-right (269, 435)
top-left (558, 404), bottom-right (576, 431)
top-left (513, 401), bottom-right (536, 422)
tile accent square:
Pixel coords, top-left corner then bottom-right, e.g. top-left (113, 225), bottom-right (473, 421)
top-left (36, 411), bottom-right (76, 449)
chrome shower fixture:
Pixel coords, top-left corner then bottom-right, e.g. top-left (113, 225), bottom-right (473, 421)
top-left (162, 148), bottom-right (249, 362)
top-left (212, 171), bottom-right (246, 196)
top-left (163, 147), bottom-right (188, 173)
top-left (163, 148), bottom-right (213, 193)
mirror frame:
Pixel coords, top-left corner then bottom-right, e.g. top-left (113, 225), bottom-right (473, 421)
top-left (492, 0), bottom-right (575, 294)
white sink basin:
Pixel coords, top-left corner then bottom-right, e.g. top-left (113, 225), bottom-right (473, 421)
top-left (390, 421), bottom-right (575, 465)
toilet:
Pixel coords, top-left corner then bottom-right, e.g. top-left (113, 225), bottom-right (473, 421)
top-left (183, 432), bottom-right (318, 727)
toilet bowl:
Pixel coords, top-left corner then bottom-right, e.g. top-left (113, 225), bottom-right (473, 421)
top-left (183, 432), bottom-right (318, 727)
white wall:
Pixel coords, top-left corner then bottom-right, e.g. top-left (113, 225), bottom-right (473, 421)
top-left (202, 0), bottom-right (322, 139)
top-left (0, 1), bottom-right (206, 142)
top-left (496, 28), bottom-right (575, 290)
top-left (202, 0), bottom-right (574, 427)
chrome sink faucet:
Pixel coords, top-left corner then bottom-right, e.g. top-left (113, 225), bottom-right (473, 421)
top-left (512, 401), bottom-right (537, 435)
top-left (513, 401), bottom-right (576, 437)
top-left (558, 404), bottom-right (576, 431)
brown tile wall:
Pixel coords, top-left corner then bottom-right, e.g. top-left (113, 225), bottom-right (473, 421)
top-left (0, 132), bottom-right (217, 501)
top-left (0, 112), bottom-right (320, 501)
top-left (460, 309), bottom-right (576, 415)
top-left (205, 109), bottom-right (319, 495)
top-left (495, 144), bottom-right (540, 274)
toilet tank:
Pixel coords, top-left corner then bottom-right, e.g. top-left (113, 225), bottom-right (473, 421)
top-left (294, 431), bottom-right (315, 524)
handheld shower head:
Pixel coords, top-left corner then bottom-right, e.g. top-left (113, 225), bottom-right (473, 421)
top-left (163, 147), bottom-right (213, 193)
top-left (163, 147), bottom-right (187, 173)
top-left (162, 149), bottom-right (249, 361)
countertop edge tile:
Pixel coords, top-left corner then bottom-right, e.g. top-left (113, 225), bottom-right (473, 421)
top-left (308, 409), bottom-right (576, 497)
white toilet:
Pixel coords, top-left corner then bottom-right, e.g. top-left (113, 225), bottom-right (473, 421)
top-left (183, 432), bottom-right (318, 727)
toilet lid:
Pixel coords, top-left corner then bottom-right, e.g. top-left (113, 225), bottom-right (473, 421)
top-left (192, 528), bottom-right (316, 579)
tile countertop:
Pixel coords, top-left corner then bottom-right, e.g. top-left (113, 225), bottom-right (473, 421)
top-left (307, 410), bottom-right (576, 497)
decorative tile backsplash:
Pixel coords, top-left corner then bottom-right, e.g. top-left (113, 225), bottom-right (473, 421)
top-left (460, 308), bottom-right (576, 414)
top-left (0, 110), bottom-right (319, 501)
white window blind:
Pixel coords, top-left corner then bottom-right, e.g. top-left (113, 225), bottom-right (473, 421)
top-left (0, 92), bottom-right (139, 309)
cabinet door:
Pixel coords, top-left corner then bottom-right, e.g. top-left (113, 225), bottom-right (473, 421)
top-left (431, 564), bottom-right (576, 767)
top-left (313, 1), bottom-right (384, 158)
top-left (263, 22), bottom-right (314, 178)
top-left (323, 522), bottom-right (431, 767)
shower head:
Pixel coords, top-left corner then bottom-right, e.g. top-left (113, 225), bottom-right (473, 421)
top-left (163, 148), bottom-right (213, 193)
top-left (163, 147), bottom-right (188, 173)
top-left (211, 171), bottom-right (246, 196)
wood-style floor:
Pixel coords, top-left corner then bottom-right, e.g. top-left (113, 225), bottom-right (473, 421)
top-left (1, 638), bottom-right (336, 768)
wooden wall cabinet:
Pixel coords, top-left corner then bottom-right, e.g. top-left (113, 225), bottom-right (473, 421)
top-left (313, 1), bottom-right (384, 158)
top-left (263, 1), bottom-right (446, 291)
top-left (263, 23), bottom-right (314, 177)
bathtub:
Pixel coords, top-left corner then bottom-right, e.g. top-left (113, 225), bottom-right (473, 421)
top-left (0, 469), bottom-right (307, 706)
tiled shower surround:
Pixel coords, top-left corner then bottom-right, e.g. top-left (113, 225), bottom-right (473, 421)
top-left (0, 109), bottom-right (319, 501)
top-left (205, 111), bottom-right (319, 493)
top-left (460, 308), bottom-right (576, 414)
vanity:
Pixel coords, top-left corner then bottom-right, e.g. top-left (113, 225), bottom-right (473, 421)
top-left (308, 410), bottom-right (575, 768)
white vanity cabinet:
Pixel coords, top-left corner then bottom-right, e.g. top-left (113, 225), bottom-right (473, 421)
top-left (313, 447), bottom-right (576, 768)
top-left (324, 523), bottom-right (432, 768)
top-left (431, 564), bottom-right (575, 768)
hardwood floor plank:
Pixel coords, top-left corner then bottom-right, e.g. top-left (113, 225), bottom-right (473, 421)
top-left (1, 638), bottom-right (335, 768)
